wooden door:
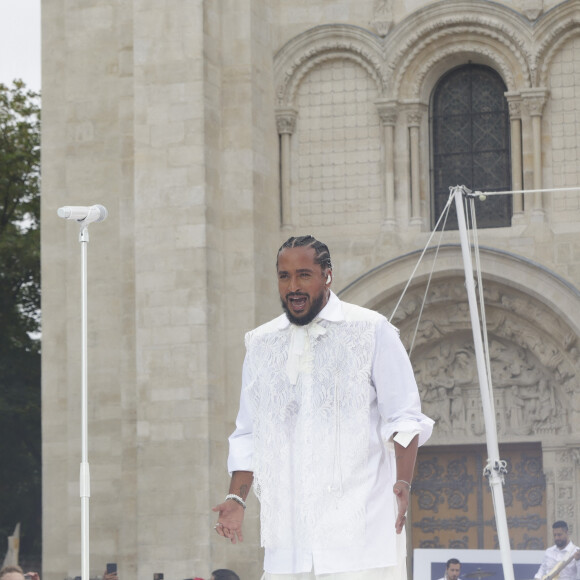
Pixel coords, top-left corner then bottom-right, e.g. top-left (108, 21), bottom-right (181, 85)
top-left (411, 443), bottom-right (546, 550)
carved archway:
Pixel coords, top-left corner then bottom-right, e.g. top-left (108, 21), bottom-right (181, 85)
top-left (274, 24), bottom-right (386, 107)
top-left (383, 1), bottom-right (533, 100)
top-left (534, 2), bottom-right (580, 87)
top-left (338, 245), bottom-right (580, 445)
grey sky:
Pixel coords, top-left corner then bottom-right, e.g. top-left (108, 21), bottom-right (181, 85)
top-left (0, 0), bottom-right (41, 92)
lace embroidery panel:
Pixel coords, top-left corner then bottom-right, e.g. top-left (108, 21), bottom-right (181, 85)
top-left (246, 320), bottom-right (376, 550)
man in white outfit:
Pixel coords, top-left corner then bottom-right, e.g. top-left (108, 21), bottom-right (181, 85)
top-left (213, 235), bottom-right (434, 579)
top-left (534, 521), bottom-right (580, 580)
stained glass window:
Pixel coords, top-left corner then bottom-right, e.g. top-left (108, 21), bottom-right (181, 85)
top-left (431, 65), bottom-right (512, 229)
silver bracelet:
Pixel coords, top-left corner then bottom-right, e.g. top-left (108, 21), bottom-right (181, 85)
top-left (396, 479), bottom-right (412, 490)
top-left (225, 493), bottom-right (247, 510)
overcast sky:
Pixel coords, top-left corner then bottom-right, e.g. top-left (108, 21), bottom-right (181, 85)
top-left (0, 0), bottom-right (41, 92)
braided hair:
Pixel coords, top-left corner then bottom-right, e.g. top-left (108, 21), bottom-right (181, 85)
top-left (276, 235), bottom-right (332, 271)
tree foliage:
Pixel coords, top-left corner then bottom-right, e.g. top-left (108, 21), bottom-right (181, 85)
top-left (0, 80), bottom-right (41, 564)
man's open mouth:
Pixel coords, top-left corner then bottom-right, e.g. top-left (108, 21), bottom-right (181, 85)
top-left (287, 294), bottom-right (308, 312)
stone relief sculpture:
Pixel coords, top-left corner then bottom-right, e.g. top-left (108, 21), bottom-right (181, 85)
top-left (519, 0), bottom-right (544, 21)
top-left (370, 0), bottom-right (394, 36)
top-left (449, 351), bottom-right (471, 434)
top-left (505, 386), bottom-right (525, 433)
top-left (387, 278), bottom-right (579, 442)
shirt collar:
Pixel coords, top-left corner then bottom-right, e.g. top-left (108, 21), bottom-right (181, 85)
top-left (276, 290), bottom-right (344, 330)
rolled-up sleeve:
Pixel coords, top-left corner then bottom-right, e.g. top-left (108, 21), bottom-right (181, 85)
top-left (227, 350), bottom-right (255, 474)
top-left (372, 318), bottom-right (434, 446)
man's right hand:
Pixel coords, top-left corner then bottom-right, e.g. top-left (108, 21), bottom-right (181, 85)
top-left (212, 499), bottom-right (245, 544)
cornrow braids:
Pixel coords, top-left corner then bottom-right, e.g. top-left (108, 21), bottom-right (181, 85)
top-left (276, 235), bottom-right (332, 271)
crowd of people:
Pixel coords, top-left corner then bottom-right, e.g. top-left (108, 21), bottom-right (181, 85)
top-left (0, 566), bottom-right (239, 580)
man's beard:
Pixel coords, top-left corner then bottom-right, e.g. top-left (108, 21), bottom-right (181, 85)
top-left (281, 291), bottom-right (325, 326)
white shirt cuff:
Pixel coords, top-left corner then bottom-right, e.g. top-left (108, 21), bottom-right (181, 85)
top-left (393, 429), bottom-right (420, 448)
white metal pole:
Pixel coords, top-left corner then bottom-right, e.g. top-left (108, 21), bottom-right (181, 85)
top-left (453, 186), bottom-right (515, 580)
top-left (58, 204), bottom-right (107, 580)
top-left (79, 225), bottom-right (91, 580)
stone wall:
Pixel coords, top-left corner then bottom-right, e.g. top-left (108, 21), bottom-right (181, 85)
top-left (41, 1), bottom-right (580, 578)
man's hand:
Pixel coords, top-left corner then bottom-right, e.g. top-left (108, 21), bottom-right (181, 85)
top-left (393, 482), bottom-right (410, 534)
top-left (212, 499), bottom-right (245, 544)
top-left (574, 548), bottom-right (580, 560)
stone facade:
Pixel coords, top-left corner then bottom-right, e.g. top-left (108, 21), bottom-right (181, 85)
top-left (41, 1), bottom-right (580, 579)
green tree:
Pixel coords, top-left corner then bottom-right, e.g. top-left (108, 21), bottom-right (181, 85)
top-left (0, 80), bottom-right (41, 566)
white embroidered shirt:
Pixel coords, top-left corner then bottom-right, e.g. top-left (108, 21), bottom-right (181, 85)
top-left (228, 292), bottom-right (434, 574)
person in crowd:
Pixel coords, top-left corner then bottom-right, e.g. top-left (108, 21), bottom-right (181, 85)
top-left (0, 566), bottom-right (39, 580)
top-left (437, 559), bottom-right (462, 580)
top-left (211, 570), bottom-right (240, 580)
top-left (534, 521), bottom-right (580, 580)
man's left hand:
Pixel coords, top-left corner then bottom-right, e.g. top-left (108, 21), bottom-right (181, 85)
top-left (393, 482), bottom-right (410, 534)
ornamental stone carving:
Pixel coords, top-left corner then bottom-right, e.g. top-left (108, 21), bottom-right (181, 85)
top-left (538, 20), bottom-right (580, 86)
top-left (387, 12), bottom-right (530, 98)
top-left (375, 100), bottom-right (398, 126)
top-left (274, 27), bottom-right (386, 107)
top-left (275, 108), bottom-right (298, 135)
top-left (557, 504), bottom-right (575, 519)
top-left (519, 0), bottom-right (543, 21)
top-left (522, 88), bottom-right (549, 117)
top-left (377, 276), bottom-right (579, 444)
top-left (505, 92), bottom-right (523, 119)
top-left (406, 110), bottom-right (423, 127)
top-left (370, 0), bottom-right (394, 37)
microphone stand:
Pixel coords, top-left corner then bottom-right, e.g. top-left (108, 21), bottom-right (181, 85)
top-left (79, 223), bottom-right (91, 580)
top-left (59, 205), bottom-right (107, 580)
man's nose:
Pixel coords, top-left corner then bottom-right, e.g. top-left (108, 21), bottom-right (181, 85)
top-left (288, 275), bottom-right (300, 292)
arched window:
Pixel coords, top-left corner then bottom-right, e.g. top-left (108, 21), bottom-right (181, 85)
top-left (431, 64), bottom-right (512, 229)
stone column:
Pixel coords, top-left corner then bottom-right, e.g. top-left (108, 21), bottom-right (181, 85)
top-left (505, 92), bottom-right (524, 218)
top-left (407, 107), bottom-right (424, 225)
top-left (376, 100), bottom-right (398, 227)
top-left (522, 88), bottom-right (549, 219)
top-left (276, 107), bottom-right (298, 229)
top-left (543, 445), bottom-right (580, 537)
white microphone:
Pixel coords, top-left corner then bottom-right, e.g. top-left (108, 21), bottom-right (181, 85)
top-left (57, 205), bottom-right (108, 224)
